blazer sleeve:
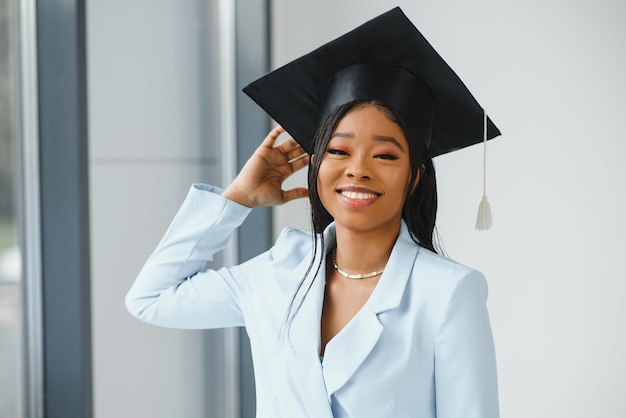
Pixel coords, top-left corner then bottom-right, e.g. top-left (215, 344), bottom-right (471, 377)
top-left (434, 270), bottom-right (500, 418)
top-left (125, 184), bottom-right (255, 329)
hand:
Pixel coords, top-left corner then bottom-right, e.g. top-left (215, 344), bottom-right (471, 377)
top-left (222, 126), bottom-right (310, 207)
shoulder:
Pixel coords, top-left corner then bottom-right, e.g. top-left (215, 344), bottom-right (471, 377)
top-left (412, 246), bottom-right (488, 299)
top-left (394, 222), bottom-right (486, 294)
top-left (267, 227), bottom-right (316, 270)
top-left (416, 247), bottom-right (481, 277)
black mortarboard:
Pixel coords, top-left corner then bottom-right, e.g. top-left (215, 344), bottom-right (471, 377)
top-left (243, 7), bottom-right (501, 158)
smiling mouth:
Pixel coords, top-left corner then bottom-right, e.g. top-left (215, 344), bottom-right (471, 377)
top-left (337, 190), bottom-right (382, 200)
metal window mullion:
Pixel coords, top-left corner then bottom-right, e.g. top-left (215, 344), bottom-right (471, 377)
top-left (218, 1), bottom-right (241, 417)
top-left (15, 0), bottom-right (44, 416)
top-left (35, 0), bottom-right (92, 416)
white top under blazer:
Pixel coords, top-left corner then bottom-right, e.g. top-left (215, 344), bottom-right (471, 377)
top-left (126, 184), bottom-right (500, 418)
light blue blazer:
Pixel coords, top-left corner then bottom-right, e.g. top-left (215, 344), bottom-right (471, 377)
top-left (126, 184), bottom-right (499, 418)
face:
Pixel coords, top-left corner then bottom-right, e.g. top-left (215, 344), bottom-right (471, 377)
top-left (317, 104), bottom-right (413, 235)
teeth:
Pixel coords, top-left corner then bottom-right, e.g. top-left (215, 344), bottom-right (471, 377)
top-left (341, 191), bottom-right (378, 200)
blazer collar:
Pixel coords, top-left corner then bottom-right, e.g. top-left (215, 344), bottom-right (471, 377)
top-left (320, 221), bottom-right (420, 398)
top-left (322, 220), bottom-right (419, 313)
top-left (281, 221), bottom-right (420, 408)
top-left (365, 221), bottom-right (420, 314)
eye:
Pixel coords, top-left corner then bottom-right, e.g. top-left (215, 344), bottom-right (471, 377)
top-left (374, 153), bottom-right (399, 160)
top-left (326, 148), bottom-right (349, 156)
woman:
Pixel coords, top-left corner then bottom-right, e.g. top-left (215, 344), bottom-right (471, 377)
top-left (126, 8), bottom-right (500, 418)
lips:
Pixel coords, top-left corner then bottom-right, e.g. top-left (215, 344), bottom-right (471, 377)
top-left (336, 186), bottom-right (382, 209)
top-left (339, 190), bottom-right (380, 200)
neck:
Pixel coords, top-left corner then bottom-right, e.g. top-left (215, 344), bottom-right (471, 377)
top-left (332, 222), bottom-right (401, 274)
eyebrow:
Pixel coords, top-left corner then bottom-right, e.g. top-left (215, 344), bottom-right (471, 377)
top-left (330, 132), bottom-right (405, 152)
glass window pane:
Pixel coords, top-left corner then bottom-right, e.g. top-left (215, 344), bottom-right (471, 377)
top-left (0, 0), bottom-right (22, 416)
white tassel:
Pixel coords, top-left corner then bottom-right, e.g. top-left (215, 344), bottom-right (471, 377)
top-left (476, 109), bottom-right (493, 231)
top-left (475, 195), bottom-right (492, 230)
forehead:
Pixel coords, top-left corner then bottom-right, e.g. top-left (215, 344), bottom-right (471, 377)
top-left (332, 105), bottom-right (408, 147)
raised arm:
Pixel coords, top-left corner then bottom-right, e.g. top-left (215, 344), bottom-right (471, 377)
top-left (126, 127), bottom-right (309, 329)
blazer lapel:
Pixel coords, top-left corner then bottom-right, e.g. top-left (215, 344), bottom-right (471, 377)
top-left (281, 234), bottom-right (334, 417)
top-left (321, 304), bottom-right (383, 398)
top-left (322, 222), bottom-right (420, 398)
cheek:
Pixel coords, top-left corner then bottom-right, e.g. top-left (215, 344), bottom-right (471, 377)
top-left (391, 167), bottom-right (413, 201)
top-left (316, 161), bottom-right (344, 213)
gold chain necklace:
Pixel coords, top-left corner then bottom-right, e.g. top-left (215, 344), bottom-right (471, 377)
top-left (331, 259), bottom-right (385, 280)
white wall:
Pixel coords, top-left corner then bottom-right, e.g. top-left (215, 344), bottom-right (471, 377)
top-left (87, 1), bottom-right (231, 417)
top-left (272, 0), bottom-right (626, 417)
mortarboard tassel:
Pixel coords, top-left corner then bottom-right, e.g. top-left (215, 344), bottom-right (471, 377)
top-left (475, 109), bottom-right (493, 230)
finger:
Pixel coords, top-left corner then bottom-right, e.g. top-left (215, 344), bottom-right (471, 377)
top-left (282, 187), bottom-right (309, 203)
top-left (276, 138), bottom-right (306, 160)
top-left (289, 154), bottom-right (310, 172)
top-left (274, 136), bottom-right (302, 152)
top-left (286, 148), bottom-right (308, 162)
top-left (261, 125), bottom-right (285, 148)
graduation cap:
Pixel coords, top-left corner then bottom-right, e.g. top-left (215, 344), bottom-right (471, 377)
top-left (242, 6), bottom-right (501, 158)
top-left (243, 7), bottom-right (500, 229)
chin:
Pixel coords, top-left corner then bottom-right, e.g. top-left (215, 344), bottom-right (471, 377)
top-left (331, 213), bottom-right (402, 235)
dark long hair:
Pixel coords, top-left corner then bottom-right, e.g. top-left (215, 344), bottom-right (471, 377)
top-left (282, 100), bottom-right (439, 336)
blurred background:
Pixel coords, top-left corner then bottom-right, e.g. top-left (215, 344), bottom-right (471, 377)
top-left (1, 0), bottom-right (625, 417)
top-left (1, 0), bottom-right (21, 417)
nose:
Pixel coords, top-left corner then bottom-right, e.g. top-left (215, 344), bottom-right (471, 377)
top-left (345, 154), bottom-right (371, 180)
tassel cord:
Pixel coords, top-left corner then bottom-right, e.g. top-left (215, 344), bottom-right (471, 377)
top-left (475, 109), bottom-right (493, 231)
